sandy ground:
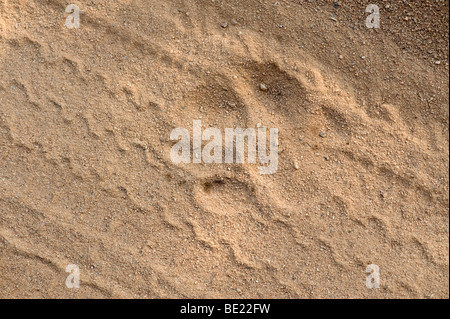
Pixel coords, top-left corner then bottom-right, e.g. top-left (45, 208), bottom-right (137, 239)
top-left (0, 0), bottom-right (448, 299)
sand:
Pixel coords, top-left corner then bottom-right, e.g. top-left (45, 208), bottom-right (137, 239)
top-left (0, 0), bottom-right (448, 299)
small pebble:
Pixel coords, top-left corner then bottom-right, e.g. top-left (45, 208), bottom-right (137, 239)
top-left (319, 131), bottom-right (327, 138)
top-left (221, 22), bottom-right (228, 28)
top-left (259, 83), bottom-right (268, 91)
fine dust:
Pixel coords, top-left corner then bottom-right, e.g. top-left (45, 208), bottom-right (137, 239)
top-left (0, 0), bottom-right (448, 299)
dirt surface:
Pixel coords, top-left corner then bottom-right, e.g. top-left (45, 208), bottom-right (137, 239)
top-left (0, 0), bottom-right (449, 299)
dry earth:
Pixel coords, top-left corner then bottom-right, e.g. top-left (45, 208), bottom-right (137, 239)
top-left (0, 0), bottom-right (449, 298)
